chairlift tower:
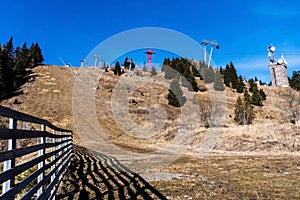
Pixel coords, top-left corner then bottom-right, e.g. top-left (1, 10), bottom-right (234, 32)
top-left (145, 49), bottom-right (155, 64)
top-left (127, 58), bottom-right (133, 76)
top-left (200, 40), bottom-right (220, 67)
top-left (80, 59), bottom-right (86, 67)
top-left (94, 55), bottom-right (99, 67)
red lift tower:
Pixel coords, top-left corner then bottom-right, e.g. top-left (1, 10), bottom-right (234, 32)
top-left (144, 49), bottom-right (155, 64)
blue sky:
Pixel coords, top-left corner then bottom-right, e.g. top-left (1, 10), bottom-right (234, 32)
top-left (1, 0), bottom-right (300, 82)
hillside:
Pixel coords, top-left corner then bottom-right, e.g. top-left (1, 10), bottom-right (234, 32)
top-left (1, 65), bottom-right (300, 199)
top-left (93, 68), bottom-right (300, 155)
top-left (1, 65), bottom-right (300, 154)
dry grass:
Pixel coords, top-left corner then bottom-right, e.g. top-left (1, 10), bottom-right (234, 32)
top-left (1, 66), bottom-right (300, 199)
top-left (150, 155), bottom-right (300, 199)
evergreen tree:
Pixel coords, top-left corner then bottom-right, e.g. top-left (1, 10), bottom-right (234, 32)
top-left (219, 66), bottom-right (224, 75)
top-left (30, 42), bottom-right (44, 67)
top-left (236, 75), bottom-right (245, 93)
top-left (244, 88), bottom-right (251, 103)
top-left (123, 57), bottom-right (134, 70)
top-left (248, 78), bottom-right (256, 93)
top-left (15, 42), bottom-right (30, 75)
top-left (167, 79), bottom-right (186, 107)
top-left (181, 65), bottom-right (199, 92)
top-left (229, 61), bottom-right (239, 89)
top-left (4, 37), bottom-right (15, 59)
top-left (204, 66), bottom-right (214, 83)
top-left (251, 83), bottom-right (263, 106)
top-left (223, 62), bottom-right (239, 89)
top-left (223, 64), bottom-right (230, 87)
top-left (259, 89), bottom-right (267, 101)
top-left (186, 74), bottom-right (198, 92)
top-left (162, 58), bottom-right (170, 72)
top-left (114, 61), bottom-right (121, 76)
top-left (1, 38), bottom-right (14, 93)
top-left (142, 62), bottom-right (147, 72)
top-left (234, 89), bottom-right (255, 125)
top-left (164, 64), bottom-right (175, 79)
top-left (123, 57), bottom-right (129, 69)
top-left (150, 66), bottom-right (157, 76)
top-left (290, 71), bottom-right (300, 91)
top-left (214, 70), bottom-right (225, 91)
top-left (191, 64), bottom-right (201, 78)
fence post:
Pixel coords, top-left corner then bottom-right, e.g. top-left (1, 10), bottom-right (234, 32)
top-left (2, 118), bottom-right (17, 194)
top-left (50, 130), bottom-right (56, 200)
top-left (37, 124), bottom-right (46, 197)
top-left (58, 131), bottom-right (63, 180)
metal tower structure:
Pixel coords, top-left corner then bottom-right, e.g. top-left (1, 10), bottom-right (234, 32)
top-left (144, 49), bottom-right (155, 64)
top-left (80, 59), bottom-right (86, 67)
top-left (94, 55), bottom-right (99, 67)
top-left (200, 40), bottom-right (220, 67)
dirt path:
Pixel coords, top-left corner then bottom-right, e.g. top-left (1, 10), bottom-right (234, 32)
top-left (56, 145), bottom-right (167, 200)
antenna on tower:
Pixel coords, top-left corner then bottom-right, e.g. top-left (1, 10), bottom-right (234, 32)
top-left (268, 45), bottom-right (276, 63)
top-left (277, 53), bottom-right (288, 66)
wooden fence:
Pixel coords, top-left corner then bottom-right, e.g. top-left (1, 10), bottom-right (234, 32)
top-left (0, 105), bottom-right (73, 200)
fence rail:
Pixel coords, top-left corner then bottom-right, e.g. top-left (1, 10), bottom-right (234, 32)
top-left (0, 105), bottom-right (73, 200)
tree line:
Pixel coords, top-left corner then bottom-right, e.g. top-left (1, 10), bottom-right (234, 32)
top-left (0, 37), bottom-right (44, 98)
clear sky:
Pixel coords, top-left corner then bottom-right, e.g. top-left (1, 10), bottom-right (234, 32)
top-left (1, 0), bottom-right (300, 83)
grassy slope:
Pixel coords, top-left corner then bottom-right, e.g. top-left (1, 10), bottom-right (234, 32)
top-left (1, 66), bottom-right (300, 199)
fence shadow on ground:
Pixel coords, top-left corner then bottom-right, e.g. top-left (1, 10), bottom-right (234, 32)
top-left (56, 145), bottom-right (167, 200)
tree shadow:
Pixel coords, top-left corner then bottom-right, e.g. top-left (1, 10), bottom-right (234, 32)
top-left (56, 145), bottom-right (167, 200)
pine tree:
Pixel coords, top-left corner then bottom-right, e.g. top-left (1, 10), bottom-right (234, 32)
top-left (123, 57), bottom-right (129, 69)
top-left (204, 66), bottom-right (214, 83)
top-left (150, 67), bottom-right (157, 76)
top-left (290, 71), bottom-right (300, 91)
top-left (214, 70), bottom-right (225, 91)
top-left (234, 89), bottom-right (255, 125)
top-left (223, 62), bottom-right (239, 89)
top-left (187, 74), bottom-right (199, 92)
top-left (29, 42), bottom-right (44, 67)
top-left (142, 62), bottom-right (147, 72)
top-left (114, 61), bottom-right (121, 76)
top-left (236, 75), bottom-right (245, 93)
top-left (229, 61), bottom-right (239, 89)
top-left (164, 65), bottom-right (175, 79)
top-left (251, 83), bottom-right (263, 106)
top-left (248, 78), bottom-right (256, 92)
top-left (223, 64), bottom-right (230, 87)
top-left (167, 79), bottom-right (186, 107)
top-left (244, 88), bottom-right (251, 103)
top-left (191, 64), bottom-right (201, 78)
top-left (162, 58), bottom-right (170, 72)
top-left (1, 38), bottom-right (14, 93)
top-left (259, 89), bottom-right (266, 101)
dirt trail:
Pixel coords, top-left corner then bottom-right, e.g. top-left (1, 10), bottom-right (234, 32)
top-left (57, 145), bottom-right (167, 200)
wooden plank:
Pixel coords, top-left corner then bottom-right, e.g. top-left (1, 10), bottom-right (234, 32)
top-left (0, 139), bottom-right (72, 163)
top-left (20, 148), bottom-right (72, 200)
top-left (0, 129), bottom-right (72, 140)
top-left (0, 105), bottom-right (73, 199)
top-left (37, 151), bottom-right (72, 200)
top-left (0, 144), bottom-right (71, 184)
top-left (0, 147), bottom-right (70, 200)
top-left (0, 106), bottom-right (72, 133)
top-left (45, 152), bottom-right (72, 200)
